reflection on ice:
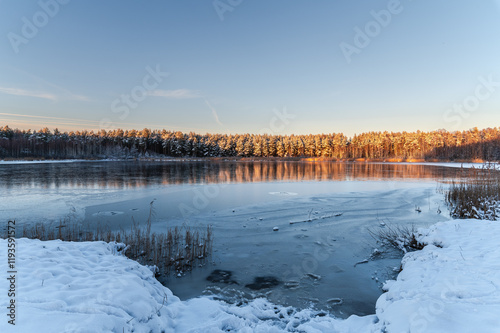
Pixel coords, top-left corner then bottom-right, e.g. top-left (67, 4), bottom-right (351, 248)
top-left (0, 160), bottom-right (464, 189)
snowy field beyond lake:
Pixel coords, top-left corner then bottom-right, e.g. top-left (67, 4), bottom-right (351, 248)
top-left (1, 218), bottom-right (499, 333)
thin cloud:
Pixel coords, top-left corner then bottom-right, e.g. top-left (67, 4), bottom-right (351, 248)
top-left (146, 89), bottom-right (201, 99)
top-left (0, 112), bottom-right (101, 125)
top-left (65, 93), bottom-right (89, 101)
top-left (4, 67), bottom-right (89, 101)
top-left (0, 87), bottom-right (58, 101)
top-left (204, 99), bottom-right (224, 127)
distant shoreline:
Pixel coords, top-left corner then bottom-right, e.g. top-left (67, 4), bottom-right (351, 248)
top-left (0, 157), bottom-right (497, 165)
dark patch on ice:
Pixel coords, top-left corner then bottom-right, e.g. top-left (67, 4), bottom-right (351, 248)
top-left (245, 276), bottom-right (281, 290)
top-left (294, 234), bottom-right (309, 239)
top-left (206, 269), bottom-right (238, 285)
top-left (329, 265), bottom-right (344, 273)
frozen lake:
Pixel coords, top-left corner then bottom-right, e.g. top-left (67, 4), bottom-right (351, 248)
top-left (0, 160), bottom-right (463, 317)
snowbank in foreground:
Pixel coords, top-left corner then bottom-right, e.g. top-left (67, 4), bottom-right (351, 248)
top-left (1, 219), bottom-right (500, 332)
top-left (0, 240), bottom-right (177, 333)
top-left (376, 219), bottom-right (500, 333)
top-left (0, 239), bottom-right (374, 333)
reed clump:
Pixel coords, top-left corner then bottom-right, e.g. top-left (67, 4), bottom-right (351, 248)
top-left (6, 202), bottom-right (213, 274)
top-left (369, 224), bottom-right (425, 253)
top-left (446, 163), bottom-right (500, 220)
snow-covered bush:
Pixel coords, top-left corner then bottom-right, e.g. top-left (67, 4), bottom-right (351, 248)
top-left (369, 224), bottom-right (425, 253)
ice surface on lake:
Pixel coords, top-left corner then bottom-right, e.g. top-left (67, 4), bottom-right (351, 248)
top-left (161, 184), bottom-right (449, 317)
top-left (1, 161), bottom-right (482, 328)
top-left (1, 161), bottom-right (463, 317)
top-left (0, 160), bottom-right (464, 227)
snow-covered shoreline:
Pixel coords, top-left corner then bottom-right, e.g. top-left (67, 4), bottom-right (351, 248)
top-left (0, 158), bottom-right (494, 168)
top-left (0, 159), bottom-right (118, 165)
top-left (1, 219), bottom-right (499, 332)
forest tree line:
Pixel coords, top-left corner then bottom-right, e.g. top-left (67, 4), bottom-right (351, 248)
top-left (0, 125), bottom-right (499, 161)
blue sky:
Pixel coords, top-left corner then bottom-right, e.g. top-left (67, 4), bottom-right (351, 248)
top-left (0, 0), bottom-right (499, 136)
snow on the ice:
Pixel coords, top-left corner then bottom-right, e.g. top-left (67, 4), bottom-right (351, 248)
top-left (1, 218), bottom-right (500, 332)
top-left (381, 162), bottom-right (491, 169)
top-left (269, 191), bottom-right (299, 196)
top-left (0, 160), bottom-right (92, 165)
top-left (0, 159), bottom-right (126, 165)
top-left (92, 211), bottom-right (125, 217)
